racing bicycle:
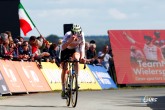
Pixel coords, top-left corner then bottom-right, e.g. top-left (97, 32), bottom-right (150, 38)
top-left (64, 58), bottom-right (86, 107)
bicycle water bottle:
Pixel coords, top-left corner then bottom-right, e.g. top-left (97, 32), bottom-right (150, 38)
top-left (72, 65), bottom-right (75, 75)
top-left (72, 69), bottom-right (75, 75)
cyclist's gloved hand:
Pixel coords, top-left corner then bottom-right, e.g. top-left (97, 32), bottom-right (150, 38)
top-left (68, 35), bottom-right (78, 43)
top-left (80, 58), bottom-right (86, 63)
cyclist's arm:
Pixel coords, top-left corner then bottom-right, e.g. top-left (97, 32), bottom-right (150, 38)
top-left (79, 32), bottom-right (85, 59)
top-left (80, 44), bottom-right (85, 59)
top-left (61, 32), bottom-right (76, 50)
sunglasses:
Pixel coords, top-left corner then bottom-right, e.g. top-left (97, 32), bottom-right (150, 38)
top-left (73, 32), bottom-right (82, 36)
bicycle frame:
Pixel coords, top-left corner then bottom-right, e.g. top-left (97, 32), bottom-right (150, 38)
top-left (63, 58), bottom-right (86, 107)
top-left (64, 60), bottom-right (79, 107)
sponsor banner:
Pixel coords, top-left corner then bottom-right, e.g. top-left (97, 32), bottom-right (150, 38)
top-left (108, 30), bottom-right (165, 84)
top-left (0, 60), bottom-right (27, 93)
top-left (41, 62), bottom-right (62, 90)
top-left (0, 71), bottom-right (10, 94)
top-left (88, 65), bottom-right (117, 89)
top-left (14, 61), bottom-right (51, 92)
top-left (78, 64), bottom-right (102, 90)
top-left (41, 63), bottom-right (101, 90)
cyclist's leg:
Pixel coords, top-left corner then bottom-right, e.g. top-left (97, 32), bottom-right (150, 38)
top-left (72, 52), bottom-right (80, 75)
top-left (72, 52), bottom-right (80, 89)
top-left (60, 62), bottom-right (67, 98)
top-left (60, 49), bottom-right (69, 98)
top-left (61, 62), bottom-right (67, 91)
top-left (60, 48), bottom-right (75, 99)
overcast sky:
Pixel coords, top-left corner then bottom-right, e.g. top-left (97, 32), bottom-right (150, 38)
top-left (21, 0), bottom-right (165, 37)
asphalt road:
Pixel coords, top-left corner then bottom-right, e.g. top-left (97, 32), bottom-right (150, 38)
top-left (0, 88), bottom-right (165, 110)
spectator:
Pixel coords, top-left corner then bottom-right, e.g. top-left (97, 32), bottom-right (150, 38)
top-left (109, 45), bottom-right (113, 57)
top-left (90, 40), bottom-right (96, 44)
top-left (98, 45), bottom-right (112, 71)
top-left (56, 39), bottom-right (62, 60)
top-left (85, 42), bottom-right (90, 58)
top-left (49, 43), bottom-right (60, 67)
top-left (29, 36), bottom-right (50, 68)
top-left (23, 41), bottom-right (32, 53)
top-left (36, 35), bottom-right (47, 52)
top-left (9, 41), bottom-right (19, 60)
top-left (108, 46), bottom-right (116, 82)
top-left (5, 31), bottom-right (13, 44)
top-left (11, 38), bottom-right (23, 60)
top-left (86, 43), bottom-right (99, 64)
top-left (43, 41), bottom-right (52, 62)
top-left (0, 33), bottom-right (13, 59)
top-left (17, 36), bottom-right (24, 45)
top-left (58, 39), bottom-right (62, 45)
top-left (18, 42), bottom-right (32, 61)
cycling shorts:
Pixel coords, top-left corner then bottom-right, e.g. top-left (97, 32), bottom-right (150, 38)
top-left (60, 48), bottom-right (76, 62)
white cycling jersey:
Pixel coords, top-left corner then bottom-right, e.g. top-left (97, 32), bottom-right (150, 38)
top-left (61, 31), bottom-right (85, 53)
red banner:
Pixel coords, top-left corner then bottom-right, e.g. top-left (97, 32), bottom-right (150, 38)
top-left (14, 61), bottom-right (51, 92)
top-left (0, 60), bottom-right (27, 93)
top-left (108, 30), bottom-right (165, 84)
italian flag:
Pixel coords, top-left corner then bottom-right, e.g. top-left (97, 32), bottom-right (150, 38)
top-left (18, 3), bottom-right (36, 36)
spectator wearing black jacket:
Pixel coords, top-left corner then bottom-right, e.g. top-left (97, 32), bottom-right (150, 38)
top-left (43, 42), bottom-right (52, 62)
top-left (49, 43), bottom-right (60, 67)
top-left (86, 43), bottom-right (100, 65)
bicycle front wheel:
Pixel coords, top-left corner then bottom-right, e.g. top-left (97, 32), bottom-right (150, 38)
top-left (71, 74), bottom-right (78, 107)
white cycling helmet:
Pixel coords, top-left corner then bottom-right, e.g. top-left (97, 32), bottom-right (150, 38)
top-left (71, 24), bottom-right (82, 35)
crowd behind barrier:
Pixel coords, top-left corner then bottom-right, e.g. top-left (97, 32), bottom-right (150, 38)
top-left (0, 31), bottom-right (116, 82)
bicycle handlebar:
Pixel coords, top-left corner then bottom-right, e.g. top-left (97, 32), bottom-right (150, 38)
top-left (63, 59), bottom-right (87, 69)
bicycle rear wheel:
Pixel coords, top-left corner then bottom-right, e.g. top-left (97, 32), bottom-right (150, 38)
top-left (65, 74), bottom-right (71, 106)
top-left (71, 74), bottom-right (78, 107)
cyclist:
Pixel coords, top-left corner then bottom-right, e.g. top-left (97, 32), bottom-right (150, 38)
top-left (60, 24), bottom-right (86, 99)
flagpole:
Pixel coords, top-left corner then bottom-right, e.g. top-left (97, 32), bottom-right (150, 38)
top-left (35, 27), bottom-right (48, 44)
top-left (35, 27), bottom-right (42, 36)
